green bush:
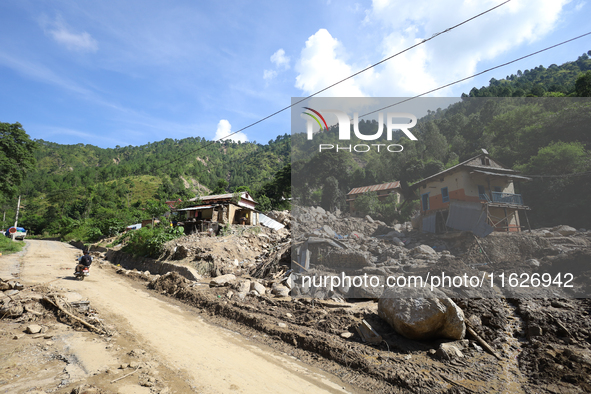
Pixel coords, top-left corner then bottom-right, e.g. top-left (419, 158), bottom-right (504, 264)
top-left (121, 226), bottom-right (184, 258)
top-left (0, 236), bottom-right (25, 254)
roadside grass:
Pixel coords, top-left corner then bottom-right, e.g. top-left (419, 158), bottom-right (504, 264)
top-left (0, 236), bottom-right (25, 254)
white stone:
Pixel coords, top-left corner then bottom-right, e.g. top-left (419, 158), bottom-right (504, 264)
top-left (209, 274), bottom-right (236, 287)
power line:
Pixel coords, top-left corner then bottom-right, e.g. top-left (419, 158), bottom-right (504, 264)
top-left (152, 0), bottom-right (512, 171)
top-left (360, 31), bottom-right (591, 118)
top-left (525, 171), bottom-right (591, 178)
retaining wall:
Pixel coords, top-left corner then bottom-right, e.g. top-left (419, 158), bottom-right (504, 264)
top-left (105, 249), bottom-right (200, 281)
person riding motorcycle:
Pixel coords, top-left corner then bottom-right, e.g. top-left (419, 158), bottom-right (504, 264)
top-left (75, 250), bottom-right (93, 274)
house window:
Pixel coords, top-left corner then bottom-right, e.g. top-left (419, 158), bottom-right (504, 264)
top-left (494, 186), bottom-right (502, 192)
top-left (441, 187), bottom-right (449, 203)
top-left (480, 157), bottom-right (490, 166)
top-left (421, 193), bottom-right (430, 211)
top-left (478, 185), bottom-right (486, 200)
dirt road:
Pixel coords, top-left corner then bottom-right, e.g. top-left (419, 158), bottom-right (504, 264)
top-left (10, 240), bottom-right (355, 393)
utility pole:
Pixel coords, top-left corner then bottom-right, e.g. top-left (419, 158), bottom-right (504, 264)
top-left (12, 195), bottom-right (21, 241)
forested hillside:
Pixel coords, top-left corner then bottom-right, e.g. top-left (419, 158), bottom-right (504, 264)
top-left (2, 51), bottom-right (590, 242)
top-left (293, 52), bottom-right (591, 228)
top-left (1, 134), bottom-right (290, 240)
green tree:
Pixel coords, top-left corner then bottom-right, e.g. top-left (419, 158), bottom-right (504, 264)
top-left (0, 122), bottom-right (37, 197)
top-left (144, 199), bottom-right (170, 226)
top-left (575, 71), bottom-right (591, 97)
top-left (212, 179), bottom-right (229, 194)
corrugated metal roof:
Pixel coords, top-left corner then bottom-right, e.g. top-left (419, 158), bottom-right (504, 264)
top-left (189, 191), bottom-right (257, 204)
top-left (177, 205), bottom-right (214, 211)
top-left (470, 169), bottom-right (532, 181)
top-left (258, 213), bottom-right (285, 231)
top-left (347, 182), bottom-right (400, 195)
top-left (411, 153), bottom-right (524, 189)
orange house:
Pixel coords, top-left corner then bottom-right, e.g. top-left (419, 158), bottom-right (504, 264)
top-left (411, 152), bottom-right (531, 234)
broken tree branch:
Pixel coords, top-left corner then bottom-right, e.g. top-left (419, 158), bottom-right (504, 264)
top-left (110, 367), bottom-right (140, 384)
top-left (466, 322), bottom-right (502, 360)
top-left (42, 296), bottom-right (102, 334)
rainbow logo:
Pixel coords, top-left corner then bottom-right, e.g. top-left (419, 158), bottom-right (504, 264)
top-left (302, 107), bottom-right (329, 131)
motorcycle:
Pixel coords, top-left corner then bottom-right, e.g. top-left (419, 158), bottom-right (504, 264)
top-left (74, 257), bottom-right (91, 281)
top-left (74, 266), bottom-right (90, 280)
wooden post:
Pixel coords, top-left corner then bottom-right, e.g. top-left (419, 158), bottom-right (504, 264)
top-left (503, 208), bottom-right (509, 232)
top-left (523, 209), bottom-right (532, 232)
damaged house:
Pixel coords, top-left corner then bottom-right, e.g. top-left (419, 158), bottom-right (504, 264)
top-left (347, 182), bottom-right (402, 212)
top-left (175, 192), bottom-right (259, 234)
top-left (412, 150), bottom-right (532, 235)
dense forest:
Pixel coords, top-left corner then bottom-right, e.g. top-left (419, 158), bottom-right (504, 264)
top-left (1, 50), bottom-right (590, 242)
top-left (1, 134), bottom-right (291, 240)
top-left (293, 52), bottom-right (591, 228)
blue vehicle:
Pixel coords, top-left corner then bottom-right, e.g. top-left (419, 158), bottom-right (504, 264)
top-left (5, 227), bottom-right (27, 240)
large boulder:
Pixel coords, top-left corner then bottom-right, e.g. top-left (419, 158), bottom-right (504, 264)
top-left (411, 245), bottom-right (437, 257)
top-left (553, 225), bottom-right (577, 236)
top-left (378, 287), bottom-right (465, 340)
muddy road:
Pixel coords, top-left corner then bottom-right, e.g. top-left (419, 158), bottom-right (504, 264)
top-left (3, 240), bottom-right (356, 393)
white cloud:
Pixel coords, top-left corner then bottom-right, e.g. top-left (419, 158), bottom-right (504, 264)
top-left (43, 16), bottom-right (98, 52)
top-left (295, 29), bottom-right (367, 97)
top-left (270, 48), bottom-right (290, 69)
top-left (575, 1), bottom-right (586, 11)
top-left (295, 0), bottom-right (570, 97)
top-left (263, 69), bottom-right (277, 80)
top-left (214, 119), bottom-right (248, 143)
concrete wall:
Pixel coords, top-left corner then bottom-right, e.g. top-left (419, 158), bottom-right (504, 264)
top-left (105, 249), bottom-right (200, 281)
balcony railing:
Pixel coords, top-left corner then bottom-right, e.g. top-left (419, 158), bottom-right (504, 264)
top-left (491, 191), bottom-right (524, 205)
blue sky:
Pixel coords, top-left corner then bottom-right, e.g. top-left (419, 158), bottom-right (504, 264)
top-left (0, 0), bottom-right (589, 148)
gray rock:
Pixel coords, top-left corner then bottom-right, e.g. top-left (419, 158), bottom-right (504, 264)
top-left (526, 259), bottom-right (540, 268)
top-left (378, 287), bottom-right (465, 340)
top-left (271, 284), bottom-right (290, 297)
top-left (353, 276), bottom-right (385, 299)
top-left (4, 290), bottom-right (19, 296)
top-left (209, 274), bottom-right (236, 287)
top-left (391, 237), bottom-right (405, 247)
top-left (338, 283), bottom-right (351, 296)
top-left (528, 325), bottom-right (543, 337)
top-left (436, 343), bottom-right (464, 360)
top-left (322, 225), bottom-right (336, 238)
top-left (365, 215), bottom-right (374, 223)
top-left (236, 280), bottom-right (251, 293)
top-left (553, 225), bottom-right (577, 236)
top-left (25, 324), bottom-right (43, 334)
top-left (411, 245), bottom-right (437, 256)
top-left (250, 281), bottom-right (266, 296)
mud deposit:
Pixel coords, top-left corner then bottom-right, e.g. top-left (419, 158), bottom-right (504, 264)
top-left (135, 269), bottom-right (591, 393)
